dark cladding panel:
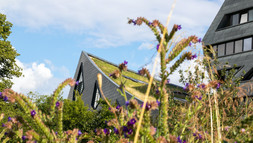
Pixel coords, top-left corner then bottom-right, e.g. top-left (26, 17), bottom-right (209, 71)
top-left (235, 40), bottom-right (243, 53)
top-left (249, 9), bottom-right (253, 21)
top-left (226, 41), bottom-right (234, 55)
top-left (218, 44), bottom-right (225, 57)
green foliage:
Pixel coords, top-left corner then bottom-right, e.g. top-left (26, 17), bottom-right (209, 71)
top-left (0, 13), bottom-right (22, 91)
top-left (63, 95), bottom-right (114, 133)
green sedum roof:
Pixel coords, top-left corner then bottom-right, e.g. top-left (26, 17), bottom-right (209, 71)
top-left (90, 56), bottom-right (185, 101)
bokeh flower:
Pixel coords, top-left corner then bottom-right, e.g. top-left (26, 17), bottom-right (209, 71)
top-left (56, 101), bottom-right (60, 107)
top-left (31, 110), bottom-right (36, 117)
top-left (177, 25), bottom-right (182, 30)
top-left (3, 96), bottom-right (8, 101)
top-left (114, 127), bottom-right (119, 134)
top-left (125, 101), bottom-right (129, 107)
top-left (103, 128), bottom-right (110, 135)
top-left (22, 135), bottom-right (26, 141)
top-left (156, 44), bottom-right (160, 51)
top-left (191, 54), bottom-right (197, 60)
top-left (78, 130), bottom-right (82, 136)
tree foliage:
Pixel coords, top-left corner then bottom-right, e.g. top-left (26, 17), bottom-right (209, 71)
top-left (0, 13), bottom-right (22, 91)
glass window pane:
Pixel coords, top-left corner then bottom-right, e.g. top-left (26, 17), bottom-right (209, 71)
top-left (226, 42), bottom-right (234, 55)
top-left (240, 13), bottom-right (248, 23)
top-left (232, 14), bottom-right (239, 26)
top-left (243, 37), bottom-right (252, 51)
top-left (235, 40), bottom-right (243, 53)
top-left (249, 9), bottom-right (253, 21)
top-left (218, 44), bottom-right (225, 57)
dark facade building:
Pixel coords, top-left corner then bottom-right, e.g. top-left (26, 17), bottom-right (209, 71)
top-left (203, 0), bottom-right (253, 96)
top-left (68, 51), bottom-right (186, 109)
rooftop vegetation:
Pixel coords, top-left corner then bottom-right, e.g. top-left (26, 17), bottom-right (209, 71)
top-left (90, 56), bottom-right (184, 101)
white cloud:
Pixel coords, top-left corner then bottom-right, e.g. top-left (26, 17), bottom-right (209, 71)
top-left (11, 59), bottom-right (70, 99)
top-left (138, 42), bottom-right (155, 50)
top-left (0, 0), bottom-right (223, 48)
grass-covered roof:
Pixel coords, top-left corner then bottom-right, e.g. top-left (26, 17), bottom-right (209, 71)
top-left (89, 55), bottom-right (185, 101)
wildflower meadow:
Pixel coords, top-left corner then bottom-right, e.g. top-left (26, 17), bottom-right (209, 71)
top-left (1, 6), bottom-right (253, 143)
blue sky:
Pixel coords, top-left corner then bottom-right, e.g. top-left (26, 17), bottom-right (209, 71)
top-left (0, 0), bottom-right (224, 98)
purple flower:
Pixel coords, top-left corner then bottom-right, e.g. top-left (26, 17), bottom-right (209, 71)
top-left (108, 107), bottom-right (111, 110)
top-left (116, 105), bottom-right (120, 109)
top-left (167, 79), bottom-right (170, 84)
top-left (189, 42), bottom-right (192, 47)
top-left (75, 81), bottom-right (79, 86)
top-left (0, 92), bottom-right (2, 98)
top-left (193, 133), bottom-right (196, 136)
top-left (78, 130), bottom-right (82, 136)
top-left (2, 123), bottom-right (6, 127)
top-left (201, 84), bottom-right (206, 89)
top-left (198, 134), bottom-right (202, 139)
top-left (103, 128), bottom-right (109, 135)
top-left (4, 132), bottom-right (7, 136)
top-left (124, 60), bottom-right (128, 65)
top-left (156, 100), bottom-right (160, 106)
top-left (125, 101), bottom-right (129, 107)
top-left (177, 136), bottom-right (182, 143)
top-left (191, 54), bottom-right (197, 60)
top-left (128, 129), bottom-right (133, 135)
top-left (198, 38), bottom-right (202, 43)
top-left (114, 127), bottom-right (119, 134)
top-left (146, 103), bottom-right (152, 110)
top-left (133, 20), bottom-right (136, 25)
top-left (123, 126), bottom-right (128, 132)
top-left (156, 44), bottom-right (160, 51)
top-left (183, 83), bottom-right (189, 90)
top-left (55, 132), bottom-right (58, 135)
top-left (22, 135), bottom-right (26, 141)
top-left (3, 96), bottom-right (8, 101)
top-left (155, 89), bottom-right (159, 94)
top-left (216, 83), bottom-right (220, 89)
top-left (195, 96), bottom-right (202, 101)
top-left (31, 110), bottom-right (36, 117)
top-left (8, 117), bottom-right (11, 121)
top-left (56, 101), bottom-right (60, 107)
top-left (127, 118), bottom-right (136, 127)
top-left (177, 25), bottom-right (182, 30)
top-left (130, 118), bottom-right (136, 125)
top-left (148, 22), bottom-right (152, 26)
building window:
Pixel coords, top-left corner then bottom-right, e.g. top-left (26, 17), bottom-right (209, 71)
top-left (218, 44), bottom-right (225, 57)
top-left (240, 13), bottom-right (248, 24)
top-left (235, 40), bottom-right (243, 53)
top-left (242, 68), bottom-right (253, 81)
top-left (217, 8), bottom-right (253, 30)
top-left (243, 37), bottom-right (252, 51)
top-left (249, 9), bottom-right (253, 21)
top-left (91, 81), bottom-right (101, 109)
top-left (226, 42), bottom-right (234, 55)
top-left (232, 14), bottom-right (239, 26)
top-left (73, 63), bottom-right (85, 101)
